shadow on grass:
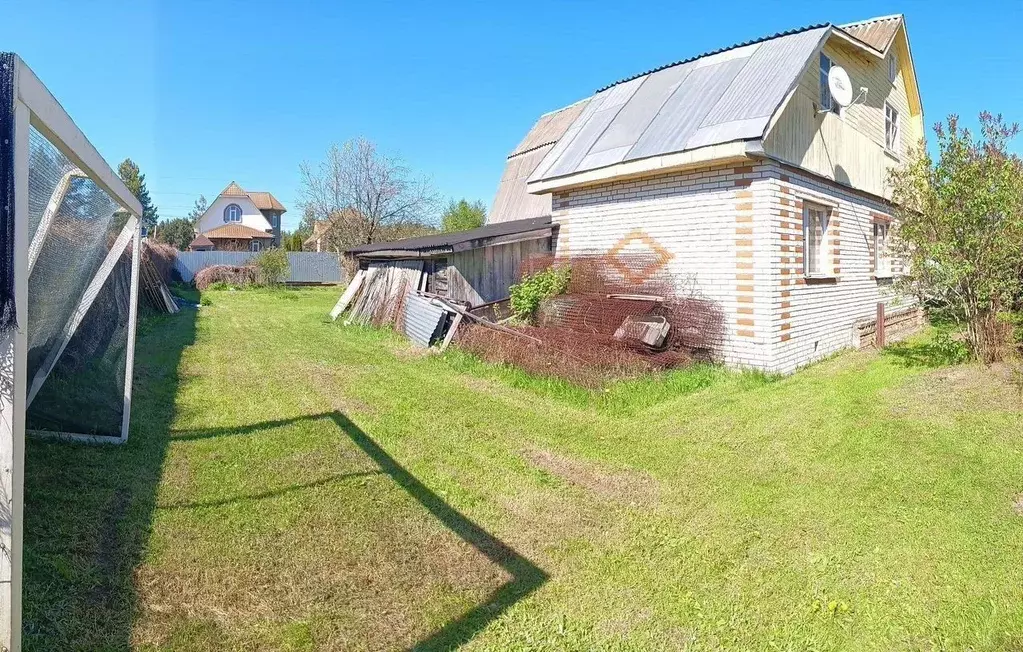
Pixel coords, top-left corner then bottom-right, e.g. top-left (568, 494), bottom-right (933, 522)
top-left (21, 306), bottom-right (198, 651)
top-left (170, 411), bottom-right (548, 651)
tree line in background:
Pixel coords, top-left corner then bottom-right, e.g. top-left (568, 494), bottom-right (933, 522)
top-left (116, 138), bottom-right (487, 254)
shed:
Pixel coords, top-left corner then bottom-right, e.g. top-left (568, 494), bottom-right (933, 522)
top-left (346, 216), bottom-right (553, 307)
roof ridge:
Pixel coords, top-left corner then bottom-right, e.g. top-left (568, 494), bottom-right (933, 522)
top-left (839, 13), bottom-right (902, 28)
top-left (596, 22), bottom-right (831, 93)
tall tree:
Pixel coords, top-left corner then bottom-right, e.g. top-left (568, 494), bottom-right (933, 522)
top-left (186, 194), bottom-right (208, 225)
top-left (117, 158), bottom-right (159, 229)
top-left (441, 198), bottom-right (486, 232)
top-left (889, 112), bottom-right (1023, 361)
top-left (298, 138), bottom-right (439, 254)
top-left (153, 217), bottom-right (195, 250)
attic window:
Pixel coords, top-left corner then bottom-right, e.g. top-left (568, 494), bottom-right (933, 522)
top-left (224, 203), bottom-right (242, 222)
top-left (885, 103), bottom-right (900, 155)
top-left (819, 54), bottom-right (838, 114)
top-left (888, 53), bottom-right (899, 83)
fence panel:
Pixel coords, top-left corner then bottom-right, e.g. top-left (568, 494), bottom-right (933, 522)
top-left (173, 250), bottom-right (344, 284)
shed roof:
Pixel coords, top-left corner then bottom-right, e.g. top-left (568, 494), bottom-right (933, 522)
top-left (188, 234), bottom-right (214, 249)
top-left (348, 216), bottom-right (552, 257)
top-left (528, 24), bottom-right (830, 185)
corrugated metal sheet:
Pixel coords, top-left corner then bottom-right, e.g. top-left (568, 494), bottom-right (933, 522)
top-left (529, 26), bottom-right (829, 183)
top-left (173, 251), bottom-right (343, 284)
top-left (510, 99), bottom-right (590, 157)
top-left (403, 294), bottom-right (447, 346)
top-left (839, 15), bottom-right (901, 53)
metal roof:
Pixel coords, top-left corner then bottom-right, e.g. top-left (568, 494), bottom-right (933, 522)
top-left (403, 294), bottom-right (448, 347)
top-left (490, 100), bottom-right (591, 224)
top-left (840, 15), bottom-right (902, 54)
top-left (528, 25), bottom-right (830, 184)
top-left (348, 216), bottom-right (552, 256)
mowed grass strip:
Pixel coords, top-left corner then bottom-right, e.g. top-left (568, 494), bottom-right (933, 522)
top-left (22, 287), bottom-right (1023, 651)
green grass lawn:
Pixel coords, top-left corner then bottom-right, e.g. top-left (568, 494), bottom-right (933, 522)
top-left (21, 287), bottom-right (1023, 651)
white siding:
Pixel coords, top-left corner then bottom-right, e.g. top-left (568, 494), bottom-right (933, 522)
top-left (196, 195), bottom-right (273, 235)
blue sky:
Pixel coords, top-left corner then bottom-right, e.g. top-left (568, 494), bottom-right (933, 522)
top-left (3, 1), bottom-right (1021, 231)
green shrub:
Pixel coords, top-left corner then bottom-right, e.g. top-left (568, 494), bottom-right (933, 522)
top-left (509, 265), bottom-right (571, 321)
top-left (252, 248), bottom-right (290, 287)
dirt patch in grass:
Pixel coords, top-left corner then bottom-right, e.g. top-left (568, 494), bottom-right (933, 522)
top-left (889, 364), bottom-right (1023, 420)
top-left (523, 448), bottom-right (659, 506)
top-left (1013, 493), bottom-right (1023, 516)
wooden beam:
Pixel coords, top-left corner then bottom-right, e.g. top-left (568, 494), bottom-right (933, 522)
top-left (27, 167), bottom-right (84, 273)
top-left (26, 216), bottom-right (138, 408)
top-left (329, 268), bottom-right (367, 321)
top-left (14, 57), bottom-right (142, 217)
top-left (119, 222), bottom-right (142, 442)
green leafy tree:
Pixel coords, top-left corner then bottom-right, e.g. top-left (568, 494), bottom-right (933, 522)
top-left (252, 247), bottom-right (290, 286)
top-left (281, 231), bottom-right (306, 251)
top-left (441, 198), bottom-right (486, 232)
top-left (889, 112), bottom-right (1023, 361)
top-left (117, 158), bottom-right (159, 230)
top-left (153, 217), bottom-right (195, 250)
top-left (186, 194), bottom-right (208, 224)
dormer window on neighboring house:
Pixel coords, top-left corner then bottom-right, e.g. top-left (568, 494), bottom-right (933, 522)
top-left (225, 203), bottom-right (243, 222)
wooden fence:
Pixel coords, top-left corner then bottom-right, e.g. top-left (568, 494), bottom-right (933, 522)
top-left (173, 251), bottom-right (344, 284)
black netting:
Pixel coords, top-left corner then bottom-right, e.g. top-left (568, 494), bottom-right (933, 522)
top-left (0, 53), bottom-right (16, 334)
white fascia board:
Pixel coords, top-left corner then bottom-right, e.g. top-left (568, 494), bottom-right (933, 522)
top-left (525, 141), bottom-right (756, 194)
top-left (14, 56), bottom-right (143, 217)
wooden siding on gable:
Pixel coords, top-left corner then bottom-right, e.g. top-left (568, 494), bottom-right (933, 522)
top-left (764, 27), bottom-right (923, 199)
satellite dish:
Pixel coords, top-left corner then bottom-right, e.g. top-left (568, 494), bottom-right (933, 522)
top-left (828, 66), bottom-right (853, 108)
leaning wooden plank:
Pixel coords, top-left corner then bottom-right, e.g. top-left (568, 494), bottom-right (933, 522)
top-left (432, 295), bottom-right (541, 344)
top-left (437, 311), bottom-right (463, 352)
top-left (330, 268), bottom-right (367, 320)
top-left (26, 216), bottom-right (138, 406)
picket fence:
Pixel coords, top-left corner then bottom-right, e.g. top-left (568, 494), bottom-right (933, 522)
top-left (173, 251), bottom-right (344, 284)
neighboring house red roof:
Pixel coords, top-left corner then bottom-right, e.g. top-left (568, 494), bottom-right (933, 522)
top-left (215, 181), bottom-right (287, 213)
top-left (188, 234), bottom-right (214, 249)
top-left (204, 224), bottom-right (275, 240)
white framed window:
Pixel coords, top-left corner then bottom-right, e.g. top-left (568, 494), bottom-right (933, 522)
top-left (803, 203), bottom-right (830, 277)
top-left (885, 102), bottom-right (900, 155)
top-left (888, 53), bottom-right (899, 83)
top-left (250, 240), bottom-right (261, 252)
top-left (874, 222), bottom-right (892, 277)
top-left (224, 203), bottom-right (243, 222)
top-left (819, 53), bottom-right (834, 112)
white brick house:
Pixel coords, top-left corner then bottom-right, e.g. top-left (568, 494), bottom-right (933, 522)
top-left (490, 15), bottom-right (924, 373)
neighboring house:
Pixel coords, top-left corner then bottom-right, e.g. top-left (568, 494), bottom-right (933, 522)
top-left (487, 14), bottom-right (923, 373)
top-left (189, 181), bottom-right (287, 251)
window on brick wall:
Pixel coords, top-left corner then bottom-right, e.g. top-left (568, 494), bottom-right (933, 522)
top-left (803, 203), bottom-right (830, 277)
top-left (874, 222), bottom-right (892, 277)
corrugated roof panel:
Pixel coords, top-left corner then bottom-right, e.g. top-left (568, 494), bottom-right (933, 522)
top-left (489, 146), bottom-right (554, 223)
top-left (403, 294), bottom-right (447, 347)
top-left (510, 99), bottom-right (590, 157)
top-left (700, 26), bottom-right (827, 128)
top-left (532, 76), bottom-right (645, 181)
top-left (840, 15), bottom-right (900, 53)
top-left (628, 57), bottom-right (749, 160)
top-left (590, 63), bottom-right (693, 155)
top-left (685, 117), bottom-right (771, 150)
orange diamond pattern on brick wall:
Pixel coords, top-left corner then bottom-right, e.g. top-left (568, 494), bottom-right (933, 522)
top-left (607, 229), bottom-right (673, 283)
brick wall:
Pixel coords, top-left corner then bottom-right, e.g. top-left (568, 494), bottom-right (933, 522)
top-left (551, 159), bottom-right (920, 372)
